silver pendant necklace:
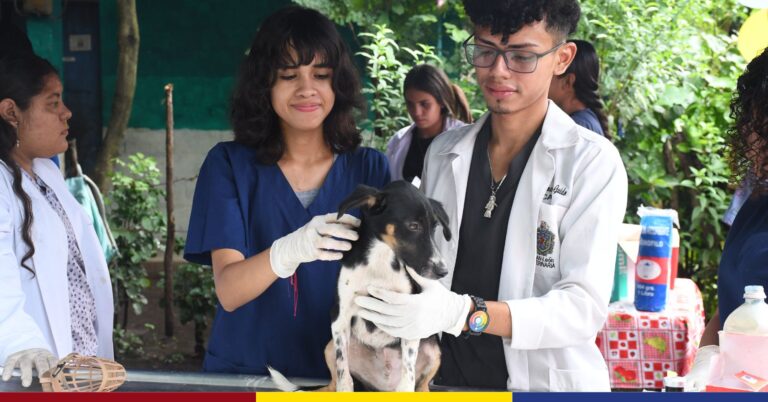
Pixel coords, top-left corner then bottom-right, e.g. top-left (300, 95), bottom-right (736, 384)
top-left (484, 149), bottom-right (507, 218)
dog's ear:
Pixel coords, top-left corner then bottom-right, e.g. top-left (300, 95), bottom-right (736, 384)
top-left (429, 198), bottom-right (452, 241)
top-left (338, 184), bottom-right (382, 218)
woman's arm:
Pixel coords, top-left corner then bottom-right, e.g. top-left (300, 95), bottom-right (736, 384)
top-left (0, 189), bottom-right (50, 363)
top-left (211, 248), bottom-right (278, 312)
top-left (211, 213), bottom-right (361, 312)
top-left (699, 308), bottom-right (720, 347)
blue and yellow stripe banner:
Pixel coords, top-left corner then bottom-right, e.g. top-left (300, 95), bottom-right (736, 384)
top-left (257, 392), bottom-right (512, 402)
top-left (5, 391), bottom-right (768, 401)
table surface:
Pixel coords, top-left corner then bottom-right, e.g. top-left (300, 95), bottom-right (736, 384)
top-left (597, 278), bottom-right (706, 390)
top-left (0, 369), bottom-right (325, 392)
top-left (1, 280), bottom-right (706, 393)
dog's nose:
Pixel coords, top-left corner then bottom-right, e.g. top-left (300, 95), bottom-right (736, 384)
top-left (426, 259), bottom-right (447, 279)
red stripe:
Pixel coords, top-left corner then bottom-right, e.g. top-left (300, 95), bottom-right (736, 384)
top-left (290, 273), bottom-right (298, 317)
top-left (0, 393), bottom-right (255, 402)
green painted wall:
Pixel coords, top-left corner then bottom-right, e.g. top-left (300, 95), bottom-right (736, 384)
top-left (100, 0), bottom-right (291, 130)
top-left (24, 1), bottom-right (361, 131)
top-left (26, 0), bottom-right (63, 73)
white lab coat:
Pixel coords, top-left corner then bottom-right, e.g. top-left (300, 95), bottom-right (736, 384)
top-left (386, 117), bottom-right (467, 181)
top-left (422, 102), bottom-right (627, 391)
top-left (0, 158), bottom-right (113, 365)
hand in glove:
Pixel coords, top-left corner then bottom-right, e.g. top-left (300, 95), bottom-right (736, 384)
top-left (355, 267), bottom-right (472, 340)
top-left (684, 345), bottom-right (719, 392)
top-left (270, 213), bottom-right (361, 278)
top-left (2, 348), bottom-right (58, 387)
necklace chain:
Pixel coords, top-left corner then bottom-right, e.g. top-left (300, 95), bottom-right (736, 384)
top-left (484, 149), bottom-right (507, 218)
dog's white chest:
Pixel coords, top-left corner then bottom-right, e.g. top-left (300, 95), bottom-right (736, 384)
top-left (337, 240), bottom-right (412, 347)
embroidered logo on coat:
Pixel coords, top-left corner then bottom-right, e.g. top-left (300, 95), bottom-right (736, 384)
top-left (537, 221), bottom-right (555, 256)
top-left (543, 184), bottom-right (568, 202)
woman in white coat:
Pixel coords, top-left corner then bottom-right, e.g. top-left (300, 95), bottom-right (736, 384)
top-left (386, 64), bottom-right (472, 182)
top-left (0, 54), bottom-right (113, 388)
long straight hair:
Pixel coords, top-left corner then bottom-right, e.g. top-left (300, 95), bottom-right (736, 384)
top-left (403, 64), bottom-right (473, 124)
top-left (564, 40), bottom-right (609, 137)
top-left (0, 54), bottom-right (58, 274)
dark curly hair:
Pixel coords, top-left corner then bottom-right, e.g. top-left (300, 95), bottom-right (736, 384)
top-left (463, 0), bottom-right (581, 43)
top-left (727, 47), bottom-right (768, 194)
top-left (0, 54), bottom-right (58, 275)
top-left (230, 5), bottom-right (363, 164)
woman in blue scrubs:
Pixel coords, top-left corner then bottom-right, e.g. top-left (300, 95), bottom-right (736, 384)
top-left (184, 6), bottom-right (390, 378)
top-left (684, 48), bottom-right (768, 391)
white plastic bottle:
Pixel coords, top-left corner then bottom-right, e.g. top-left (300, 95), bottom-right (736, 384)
top-left (723, 285), bottom-right (768, 335)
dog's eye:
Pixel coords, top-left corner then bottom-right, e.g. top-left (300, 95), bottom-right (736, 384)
top-left (407, 222), bottom-right (422, 231)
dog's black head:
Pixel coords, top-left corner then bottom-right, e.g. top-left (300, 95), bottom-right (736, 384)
top-left (338, 181), bottom-right (451, 279)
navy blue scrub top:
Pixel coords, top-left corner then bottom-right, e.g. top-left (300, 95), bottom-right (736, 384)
top-left (184, 141), bottom-right (390, 378)
top-left (717, 192), bottom-right (768, 329)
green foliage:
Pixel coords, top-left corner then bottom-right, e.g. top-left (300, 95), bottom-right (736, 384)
top-left (293, 0), bottom-right (466, 49)
top-left (112, 325), bottom-right (145, 358)
top-left (356, 24), bottom-right (441, 150)
top-left (162, 238), bottom-right (217, 357)
top-left (172, 259), bottom-right (215, 328)
top-left (576, 0), bottom-right (747, 317)
top-left (106, 153), bottom-right (167, 333)
top-left (172, 261), bottom-right (216, 356)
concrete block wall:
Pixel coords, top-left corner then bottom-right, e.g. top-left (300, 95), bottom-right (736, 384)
top-left (118, 128), bottom-right (233, 239)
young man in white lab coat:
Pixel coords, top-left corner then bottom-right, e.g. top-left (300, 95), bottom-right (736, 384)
top-left (354, 0), bottom-right (627, 391)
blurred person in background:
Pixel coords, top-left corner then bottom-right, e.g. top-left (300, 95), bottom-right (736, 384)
top-left (387, 64), bottom-right (473, 182)
top-left (548, 39), bottom-right (609, 137)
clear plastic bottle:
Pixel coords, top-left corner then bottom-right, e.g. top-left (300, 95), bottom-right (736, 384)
top-left (723, 285), bottom-right (768, 335)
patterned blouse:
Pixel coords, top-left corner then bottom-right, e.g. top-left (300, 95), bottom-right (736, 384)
top-left (26, 171), bottom-right (98, 355)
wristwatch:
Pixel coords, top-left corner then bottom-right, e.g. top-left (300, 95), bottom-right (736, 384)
top-left (464, 295), bottom-right (489, 337)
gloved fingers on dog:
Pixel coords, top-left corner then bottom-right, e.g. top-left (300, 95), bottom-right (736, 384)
top-left (354, 294), bottom-right (410, 316)
top-left (315, 222), bottom-right (359, 241)
top-left (366, 285), bottom-right (413, 305)
top-left (315, 236), bottom-right (353, 253)
top-left (324, 212), bottom-right (361, 228)
top-left (315, 249), bottom-right (345, 261)
top-left (355, 303), bottom-right (411, 329)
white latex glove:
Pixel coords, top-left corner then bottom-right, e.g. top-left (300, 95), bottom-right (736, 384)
top-left (684, 345), bottom-right (719, 392)
top-left (1, 348), bottom-right (58, 387)
top-left (355, 267), bottom-right (472, 340)
top-left (269, 213), bottom-right (361, 278)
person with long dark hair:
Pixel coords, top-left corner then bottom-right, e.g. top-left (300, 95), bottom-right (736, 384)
top-left (183, 6), bottom-right (390, 377)
top-left (387, 64), bottom-right (473, 182)
top-left (548, 39), bottom-right (609, 137)
top-left (684, 47), bottom-right (768, 392)
top-left (0, 54), bottom-right (114, 387)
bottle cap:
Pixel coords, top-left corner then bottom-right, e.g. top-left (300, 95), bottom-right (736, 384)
top-left (744, 285), bottom-right (766, 300)
top-left (663, 376), bottom-right (686, 389)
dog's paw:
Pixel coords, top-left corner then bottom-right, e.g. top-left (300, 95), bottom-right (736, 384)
top-left (395, 383), bottom-right (416, 392)
top-left (336, 375), bottom-right (354, 392)
top-left (395, 380), bottom-right (415, 392)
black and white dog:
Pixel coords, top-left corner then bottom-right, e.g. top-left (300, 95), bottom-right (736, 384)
top-left (269, 180), bottom-right (451, 392)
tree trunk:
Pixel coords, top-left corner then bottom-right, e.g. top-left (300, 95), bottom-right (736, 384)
top-left (163, 84), bottom-right (176, 337)
top-left (92, 0), bottom-right (140, 190)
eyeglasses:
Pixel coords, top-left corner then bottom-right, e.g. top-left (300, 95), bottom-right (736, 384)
top-left (463, 35), bottom-right (565, 73)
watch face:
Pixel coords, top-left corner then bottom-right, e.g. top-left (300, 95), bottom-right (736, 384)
top-left (468, 310), bottom-right (489, 333)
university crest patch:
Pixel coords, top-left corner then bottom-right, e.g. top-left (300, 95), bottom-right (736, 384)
top-left (537, 221), bottom-right (555, 256)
